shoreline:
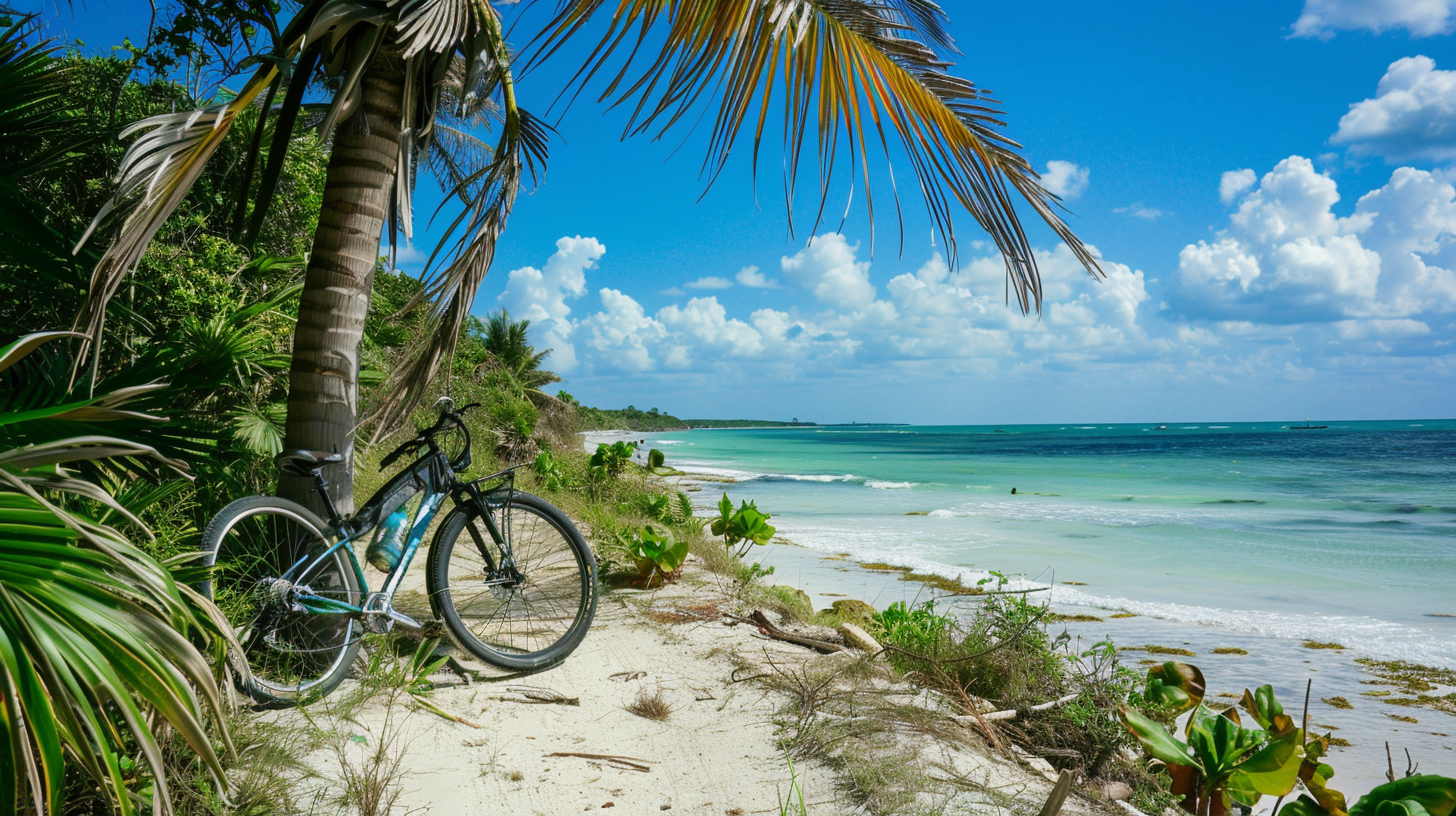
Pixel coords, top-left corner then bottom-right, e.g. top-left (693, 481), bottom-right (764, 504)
top-left (648, 453), bottom-right (1456, 802)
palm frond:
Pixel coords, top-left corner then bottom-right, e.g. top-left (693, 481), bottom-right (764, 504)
top-left (228, 402), bottom-right (286, 457)
top-left (368, 10), bottom-right (552, 435)
top-left (72, 66), bottom-right (281, 354)
top-left (529, 0), bottom-right (1100, 311)
top-left (0, 336), bottom-right (231, 816)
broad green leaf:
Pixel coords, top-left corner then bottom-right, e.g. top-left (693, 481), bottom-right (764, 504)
top-left (1283, 797), bottom-right (1335, 816)
top-left (1146, 661), bottom-right (1206, 715)
top-left (1241, 685), bottom-right (1285, 730)
top-left (1122, 708), bottom-right (1195, 767)
top-left (1352, 778), bottom-right (1456, 816)
top-left (1231, 731), bottom-right (1302, 799)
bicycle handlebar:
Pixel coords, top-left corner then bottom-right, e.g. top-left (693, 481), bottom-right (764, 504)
top-left (378, 400), bottom-right (481, 471)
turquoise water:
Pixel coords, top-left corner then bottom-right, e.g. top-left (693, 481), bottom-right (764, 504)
top-left (642, 420), bottom-right (1456, 668)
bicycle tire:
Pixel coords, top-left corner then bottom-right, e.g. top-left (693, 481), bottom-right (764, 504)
top-left (201, 496), bottom-right (364, 705)
top-left (426, 491), bottom-right (596, 671)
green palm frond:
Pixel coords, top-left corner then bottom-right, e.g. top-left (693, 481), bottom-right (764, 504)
top-left (228, 402), bottom-right (287, 457)
top-left (531, 0), bottom-right (1100, 310)
top-left (0, 333), bottom-right (232, 816)
top-left (0, 19), bottom-right (96, 293)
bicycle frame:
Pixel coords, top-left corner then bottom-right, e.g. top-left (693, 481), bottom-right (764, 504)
top-left (278, 466), bottom-right (520, 631)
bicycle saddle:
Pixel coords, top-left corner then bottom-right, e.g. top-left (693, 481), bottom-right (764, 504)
top-left (275, 450), bottom-right (344, 475)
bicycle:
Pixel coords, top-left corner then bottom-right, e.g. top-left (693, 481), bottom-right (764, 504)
top-left (201, 397), bottom-right (597, 705)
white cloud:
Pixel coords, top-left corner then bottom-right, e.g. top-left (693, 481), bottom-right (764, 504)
top-left (1168, 156), bottom-right (1456, 323)
top-left (1292, 0), bottom-right (1456, 38)
top-left (736, 265), bottom-right (780, 288)
top-left (578, 289), bottom-right (667, 372)
top-left (1115, 204), bottom-right (1168, 220)
top-left (1041, 160), bottom-right (1090, 200)
top-left (498, 235), bottom-right (605, 372)
top-left (1333, 56), bottom-right (1456, 163)
top-left (1220, 169), bottom-right (1258, 205)
top-left (684, 276), bottom-right (733, 290)
top-left (387, 242), bottom-right (429, 272)
top-left (658, 297), bottom-right (763, 358)
top-left (780, 234), bottom-right (877, 309)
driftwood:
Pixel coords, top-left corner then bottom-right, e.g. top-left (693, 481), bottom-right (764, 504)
top-left (1037, 770), bottom-right (1074, 816)
top-left (745, 610), bottom-right (845, 654)
top-left (495, 686), bottom-right (580, 705)
top-left (943, 586), bottom-right (1053, 598)
top-left (546, 752), bottom-right (651, 772)
top-left (951, 691), bottom-right (1080, 724)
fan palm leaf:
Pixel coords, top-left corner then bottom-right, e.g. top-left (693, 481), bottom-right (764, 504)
top-left (531, 0), bottom-right (1100, 310)
top-left (0, 333), bottom-right (232, 816)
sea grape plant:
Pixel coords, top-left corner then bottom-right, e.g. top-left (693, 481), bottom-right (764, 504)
top-left (589, 441), bottom-right (636, 482)
top-left (617, 524), bottom-right (689, 586)
top-left (1283, 775), bottom-right (1456, 816)
top-left (1122, 662), bottom-right (1303, 816)
top-left (711, 493), bottom-right (776, 557)
top-left (532, 450), bottom-right (571, 491)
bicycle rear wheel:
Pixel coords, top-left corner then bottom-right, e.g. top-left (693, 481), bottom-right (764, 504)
top-left (426, 491), bottom-right (596, 671)
top-left (201, 496), bottom-right (363, 705)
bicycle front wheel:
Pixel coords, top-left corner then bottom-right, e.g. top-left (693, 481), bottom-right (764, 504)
top-left (201, 496), bottom-right (363, 705)
top-left (426, 491), bottom-right (596, 671)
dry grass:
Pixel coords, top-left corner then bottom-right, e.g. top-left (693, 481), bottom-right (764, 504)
top-left (626, 686), bottom-right (674, 721)
top-left (331, 703), bottom-right (411, 816)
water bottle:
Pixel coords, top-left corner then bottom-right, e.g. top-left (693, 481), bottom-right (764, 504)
top-left (367, 509), bottom-right (408, 572)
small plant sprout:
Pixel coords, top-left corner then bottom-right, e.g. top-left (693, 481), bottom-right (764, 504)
top-left (711, 493), bottom-right (776, 557)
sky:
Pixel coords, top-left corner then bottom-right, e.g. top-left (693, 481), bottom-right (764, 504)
top-left (35, 0), bottom-right (1456, 424)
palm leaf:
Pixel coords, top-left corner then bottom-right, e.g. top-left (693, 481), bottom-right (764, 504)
top-left (530, 0), bottom-right (1100, 311)
top-left (72, 65), bottom-right (282, 355)
top-left (369, 8), bottom-right (552, 434)
top-left (0, 338), bottom-right (232, 816)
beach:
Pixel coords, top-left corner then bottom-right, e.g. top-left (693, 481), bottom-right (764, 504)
top-left (585, 423), bottom-right (1456, 800)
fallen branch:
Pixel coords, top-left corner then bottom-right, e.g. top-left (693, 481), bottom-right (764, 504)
top-left (409, 694), bottom-right (482, 728)
top-left (943, 586), bottom-right (1052, 598)
top-left (748, 610), bottom-right (845, 654)
top-left (951, 692), bottom-right (1080, 724)
top-left (496, 686), bottom-right (580, 705)
top-left (546, 752), bottom-right (651, 773)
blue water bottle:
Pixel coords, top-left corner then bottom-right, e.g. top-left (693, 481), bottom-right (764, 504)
top-left (367, 509), bottom-right (408, 572)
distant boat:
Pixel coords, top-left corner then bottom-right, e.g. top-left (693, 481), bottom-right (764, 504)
top-left (1154, 425), bottom-right (1167, 430)
top-left (1290, 418), bottom-right (1328, 430)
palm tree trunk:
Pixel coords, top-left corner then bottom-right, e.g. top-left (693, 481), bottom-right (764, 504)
top-left (279, 48), bottom-right (403, 516)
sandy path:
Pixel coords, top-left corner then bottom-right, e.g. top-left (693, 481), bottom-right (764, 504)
top-left (264, 559), bottom-right (1117, 816)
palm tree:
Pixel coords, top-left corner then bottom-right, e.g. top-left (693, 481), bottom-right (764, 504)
top-left (482, 308), bottom-right (561, 392)
top-left (75, 0), bottom-right (1101, 513)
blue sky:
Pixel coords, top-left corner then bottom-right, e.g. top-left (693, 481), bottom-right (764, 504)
top-left (38, 0), bottom-right (1456, 423)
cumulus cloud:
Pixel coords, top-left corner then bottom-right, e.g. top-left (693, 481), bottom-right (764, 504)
top-left (1115, 204), bottom-right (1168, 220)
top-left (684, 276), bottom-right (733, 289)
top-left (1333, 56), bottom-right (1456, 163)
top-left (1168, 156), bottom-right (1456, 323)
top-left (1292, 0), bottom-right (1456, 38)
top-left (736, 265), bottom-right (780, 288)
top-left (498, 235), bottom-right (605, 371)
top-left (780, 234), bottom-right (878, 309)
top-left (500, 233), bottom-right (1166, 378)
top-left (1041, 160), bottom-right (1090, 200)
top-left (1220, 169), bottom-right (1258, 205)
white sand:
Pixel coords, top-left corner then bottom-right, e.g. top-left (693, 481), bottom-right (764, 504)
top-left (270, 556), bottom-right (1112, 815)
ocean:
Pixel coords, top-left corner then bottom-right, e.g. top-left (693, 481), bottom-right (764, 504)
top-left (622, 419), bottom-right (1456, 791)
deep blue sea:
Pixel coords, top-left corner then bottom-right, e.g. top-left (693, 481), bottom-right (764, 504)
top-left (640, 419), bottom-right (1456, 668)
